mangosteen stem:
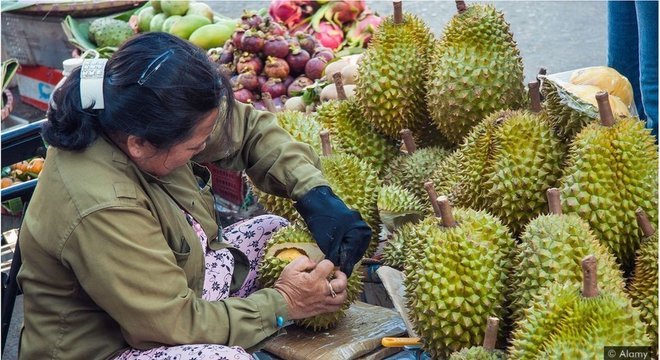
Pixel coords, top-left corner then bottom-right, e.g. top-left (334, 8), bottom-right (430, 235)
top-left (424, 181), bottom-right (442, 218)
top-left (438, 196), bottom-right (457, 228)
top-left (400, 129), bottom-right (417, 154)
top-left (596, 91), bottom-right (616, 127)
top-left (393, 1), bottom-right (403, 24)
top-left (636, 208), bottom-right (656, 237)
top-left (262, 93), bottom-right (278, 113)
top-left (581, 255), bottom-right (599, 298)
top-left (319, 130), bottom-right (332, 156)
top-left (546, 188), bottom-right (562, 215)
top-left (482, 317), bottom-right (500, 351)
top-left (456, 0), bottom-right (467, 14)
top-left (333, 72), bottom-right (347, 101)
top-left (529, 81), bottom-right (542, 113)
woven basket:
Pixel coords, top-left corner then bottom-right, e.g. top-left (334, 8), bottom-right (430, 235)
top-left (11, 1), bottom-right (144, 18)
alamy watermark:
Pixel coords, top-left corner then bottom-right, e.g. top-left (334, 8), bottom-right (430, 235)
top-left (604, 346), bottom-right (655, 360)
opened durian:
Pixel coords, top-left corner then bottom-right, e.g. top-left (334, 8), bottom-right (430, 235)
top-left (258, 224), bottom-right (363, 330)
top-left (427, 1), bottom-right (525, 144)
top-left (569, 66), bottom-right (634, 107)
top-left (509, 256), bottom-right (650, 359)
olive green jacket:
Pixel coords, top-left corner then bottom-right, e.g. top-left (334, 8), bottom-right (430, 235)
top-left (17, 101), bottom-right (328, 359)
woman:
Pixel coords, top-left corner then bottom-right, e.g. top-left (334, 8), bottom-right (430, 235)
top-left (17, 32), bottom-right (371, 359)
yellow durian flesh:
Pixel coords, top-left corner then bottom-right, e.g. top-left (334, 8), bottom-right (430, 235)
top-left (275, 248), bottom-right (306, 261)
top-left (562, 82), bottom-right (631, 118)
top-left (569, 66), bottom-right (634, 107)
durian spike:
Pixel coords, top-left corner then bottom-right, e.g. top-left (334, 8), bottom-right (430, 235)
top-left (529, 81), bottom-right (542, 113)
top-left (424, 181), bottom-right (442, 218)
top-left (595, 91), bottom-right (616, 127)
top-left (482, 317), bottom-right (500, 351)
top-left (262, 93), bottom-right (278, 113)
top-left (546, 188), bottom-right (562, 215)
top-left (393, 0), bottom-right (403, 24)
top-left (581, 255), bottom-right (599, 298)
top-left (333, 72), bottom-right (347, 101)
top-left (319, 130), bottom-right (332, 156)
top-left (399, 129), bottom-right (417, 154)
top-left (635, 208), bottom-right (657, 237)
top-left (437, 195), bottom-right (458, 228)
top-left (455, 0), bottom-right (467, 14)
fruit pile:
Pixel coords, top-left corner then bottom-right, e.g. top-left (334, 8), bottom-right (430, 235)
top-left (208, 11), bottom-right (339, 110)
top-left (1, 158), bottom-right (44, 189)
top-left (249, 0), bottom-right (658, 356)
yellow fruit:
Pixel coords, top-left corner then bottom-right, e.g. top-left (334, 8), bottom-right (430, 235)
top-left (569, 66), bottom-right (634, 107)
top-left (562, 82), bottom-right (631, 118)
top-left (1, 177), bottom-right (13, 189)
top-left (149, 13), bottom-right (167, 32)
top-left (161, 0), bottom-right (189, 16)
top-left (185, 2), bottom-right (214, 22)
top-left (137, 6), bottom-right (155, 32)
top-left (169, 14), bottom-right (211, 39)
top-left (189, 23), bottom-right (236, 50)
top-left (161, 15), bottom-right (181, 33)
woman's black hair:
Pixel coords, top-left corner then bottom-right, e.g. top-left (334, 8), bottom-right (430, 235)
top-left (43, 32), bottom-right (234, 151)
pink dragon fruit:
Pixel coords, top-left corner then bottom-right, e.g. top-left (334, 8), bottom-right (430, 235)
top-left (269, 0), bottom-right (304, 28)
top-left (314, 21), bottom-right (344, 50)
top-left (344, 10), bottom-right (381, 48)
top-left (325, 0), bottom-right (365, 25)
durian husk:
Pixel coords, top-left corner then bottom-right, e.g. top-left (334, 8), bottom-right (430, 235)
top-left (628, 233), bottom-right (659, 352)
top-left (448, 346), bottom-right (506, 360)
top-left (376, 184), bottom-right (427, 235)
top-left (404, 208), bottom-right (515, 358)
top-left (560, 117), bottom-right (658, 273)
top-left (510, 213), bottom-right (626, 321)
top-left (508, 282), bottom-right (650, 359)
top-left (383, 146), bottom-right (451, 202)
top-left (258, 224), bottom-right (363, 331)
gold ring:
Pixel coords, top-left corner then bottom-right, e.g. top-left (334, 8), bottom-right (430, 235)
top-left (327, 280), bottom-right (337, 298)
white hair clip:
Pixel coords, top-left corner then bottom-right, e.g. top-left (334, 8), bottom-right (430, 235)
top-left (80, 58), bottom-right (108, 110)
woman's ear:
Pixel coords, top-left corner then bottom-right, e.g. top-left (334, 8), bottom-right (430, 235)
top-left (126, 135), bottom-right (154, 159)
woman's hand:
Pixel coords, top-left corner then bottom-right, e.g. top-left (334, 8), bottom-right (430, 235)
top-left (273, 256), bottom-right (348, 320)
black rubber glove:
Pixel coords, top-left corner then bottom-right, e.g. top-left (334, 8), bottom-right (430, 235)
top-left (295, 186), bottom-right (372, 277)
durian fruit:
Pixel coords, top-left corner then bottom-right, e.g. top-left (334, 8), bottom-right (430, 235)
top-left (381, 221), bottom-right (418, 270)
top-left (315, 74), bottom-right (399, 174)
top-left (569, 66), bottom-right (634, 107)
top-left (426, 1), bottom-right (525, 145)
top-left (383, 129), bottom-right (450, 202)
top-left (405, 194), bottom-right (515, 358)
top-left (509, 255), bottom-right (650, 359)
top-left (510, 188), bottom-right (625, 322)
top-left (251, 110), bottom-right (323, 222)
top-left (541, 77), bottom-right (631, 141)
top-left (377, 184), bottom-right (426, 235)
top-left (355, 1), bottom-right (434, 139)
top-left (448, 317), bottom-right (506, 360)
top-left (257, 224), bottom-right (363, 331)
top-left (430, 84), bottom-right (565, 235)
top-left (559, 91), bottom-right (658, 273)
top-left (628, 208), bottom-right (658, 352)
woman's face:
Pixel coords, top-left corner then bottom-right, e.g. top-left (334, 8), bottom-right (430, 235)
top-left (129, 109), bottom-right (218, 177)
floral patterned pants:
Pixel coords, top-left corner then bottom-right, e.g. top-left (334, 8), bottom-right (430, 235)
top-left (115, 215), bottom-right (289, 360)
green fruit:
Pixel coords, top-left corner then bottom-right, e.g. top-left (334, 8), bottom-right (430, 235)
top-left (149, 13), bottom-right (167, 32)
top-left (448, 347), bottom-right (506, 360)
top-left (355, 13), bottom-right (434, 139)
top-left (161, 15), bottom-right (181, 33)
top-left (427, 4), bottom-right (525, 145)
top-left (511, 212), bottom-right (625, 321)
top-left (405, 207), bottom-right (515, 358)
top-left (189, 23), bottom-right (236, 50)
top-left (509, 281), bottom-right (650, 359)
top-left (185, 2), bottom-right (214, 22)
top-left (150, 0), bottom-right (162, 13)
top-left (377, 184), bottom-right (426, 235)
top-left (169, 14), bottom-right (211, 40)
top-left (383, 146), bottom-right (450, 202)
top-left (315, 98), bottom-right (398, 174)
top-left (137, 6), bottom-right (155, 32)
top-left (560, 116), bottom-right (658, 273)
top-left (161, 0), bottom-right (189, 16)
top-left (258, 225), bottom-right (363, 330)
top-left (89, 18), bottom-right (134, 48)
top-left (628, 218), bottom-right (658, 352)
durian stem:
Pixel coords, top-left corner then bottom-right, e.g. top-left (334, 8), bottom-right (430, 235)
top-left (400, 129), bottom-right (417, 154)
top-left (546, 188), bottom-right (562, 215)
top-left (393, 1), bottom-right (403, 24)
top-left (455, 0), bottom-right (467, 14)
top-left (529, 81), bottom-right (542, 113)
top-left (595, 91), bottom-right (616, 127)
top-left (537, 67), bottom-right (547, 80)
top-left (262, 93), bottom-right (278, 113)
top-left (482, 317), bottom-right (500, 351)
top-left (333, 72), bottom-right (347, 101)
top-left (636, 208), bottom-right (656, 237)
top-left (319, 130), bottom-right (332, 156)
top-left (423, 181), bottom-right (442, 218)
top-left (438, 196), bottom-right (457, 228)
top-left (581, 255), bottom-right (599, 298)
